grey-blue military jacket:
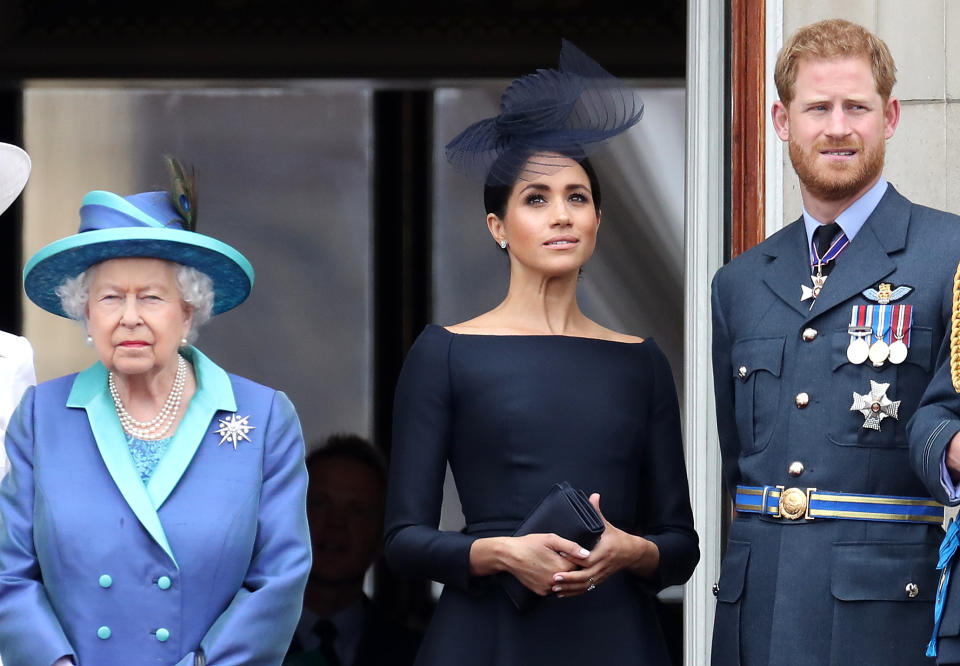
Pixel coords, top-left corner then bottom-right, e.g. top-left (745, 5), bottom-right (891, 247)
top-left (909, 264), bottom-right (960, 664)
top-left (712, 185), bottom-right (960, 666)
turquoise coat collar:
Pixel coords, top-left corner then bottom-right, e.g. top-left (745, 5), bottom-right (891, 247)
top-left (66, 347), bottom-right (236, 567)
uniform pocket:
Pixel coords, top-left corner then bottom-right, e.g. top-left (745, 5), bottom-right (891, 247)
top-left (828, 326), bottom-right (933, 448)
top-left (829, 542), bottom-right (938, 665)
top-left (711, 540), bottom-right (750, 666)
top-left (731, 337), bottom-right (785, 455)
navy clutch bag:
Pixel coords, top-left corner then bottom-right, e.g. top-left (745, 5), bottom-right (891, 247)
top-left (499, 481), bottom-right (605, 611)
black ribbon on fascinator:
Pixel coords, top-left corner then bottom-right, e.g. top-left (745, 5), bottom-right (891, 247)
top-left (444, 39), bottom-right (644, 186)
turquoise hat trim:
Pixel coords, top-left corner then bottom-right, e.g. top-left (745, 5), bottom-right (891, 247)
top-left (24, 190), bottom-right (255, 319)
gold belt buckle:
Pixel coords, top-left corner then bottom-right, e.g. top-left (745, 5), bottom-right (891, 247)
top-left (776, 485), bottom-right (816, 520)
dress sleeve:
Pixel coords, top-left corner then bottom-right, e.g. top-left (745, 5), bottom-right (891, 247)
top-left (383, 327), bottom-right (479, 590)
top-left (0, 335), bottom-right (36, 476)
top-left (197, 390), bottom-right (312, 664)
top-left (635, 344), bottom-right (700, 592)
top-left (0, 387), bottom-right (76, 666)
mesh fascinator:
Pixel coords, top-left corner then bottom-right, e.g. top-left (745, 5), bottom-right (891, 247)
top-left (445, 40), bottom-right (644, 186)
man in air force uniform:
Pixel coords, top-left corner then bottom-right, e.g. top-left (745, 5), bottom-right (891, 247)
top-left (711, 19), bottom-right (960, 665)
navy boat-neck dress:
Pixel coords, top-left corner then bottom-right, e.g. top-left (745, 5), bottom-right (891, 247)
top-left (384, 325), bottom-right (699, 665)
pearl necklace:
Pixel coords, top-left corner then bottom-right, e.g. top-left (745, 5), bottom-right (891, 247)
top-left (109, 355), bottom-right (187, 440)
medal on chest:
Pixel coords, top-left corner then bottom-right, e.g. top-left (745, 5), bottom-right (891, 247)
top-left (868, 304), bottom-right (891, 366)
top-left (800, 229), bottom-right (849, 309)
top-left (847, 284), bottom-right (915, 368)
top-left (801, 274), bottom-right (828, 309)
top-left (850, 380), bottom-right (901, 430)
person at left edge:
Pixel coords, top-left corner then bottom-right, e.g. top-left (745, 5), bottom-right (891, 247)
top-left (0, 160), bottom-right (311, 666)
top-left (0, 142), bottom-right (36, 477)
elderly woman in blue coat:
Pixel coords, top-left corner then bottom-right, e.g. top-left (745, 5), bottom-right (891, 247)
top-left (0, 166), bottom-right (311, 666)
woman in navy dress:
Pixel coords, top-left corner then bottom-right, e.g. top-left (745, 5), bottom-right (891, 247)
top-left (383, 41), bottom-right (699, 665)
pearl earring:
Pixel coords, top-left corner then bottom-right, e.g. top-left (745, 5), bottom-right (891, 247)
top-left (85, 335), bottom-right (93, 346)
top-left (181, 337), bottom-right (188, 346)
top-left (499, 240), bottom-right (507, 249)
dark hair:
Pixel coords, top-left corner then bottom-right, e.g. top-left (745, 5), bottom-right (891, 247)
top-left (483, 156), bottom-right (602, 252)
top-left (306, 433), bottom-right (388, 487)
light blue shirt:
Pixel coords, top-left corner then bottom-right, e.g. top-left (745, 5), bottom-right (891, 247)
top-left (802, 177), bottom-right (888, 254)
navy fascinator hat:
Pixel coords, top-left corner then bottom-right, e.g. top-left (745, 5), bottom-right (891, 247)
top-left (445, 39), bottom-right (644, 186)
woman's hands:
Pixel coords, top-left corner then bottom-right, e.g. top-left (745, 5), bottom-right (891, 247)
top-left (469, 533), bottom-right (590, 596)
top-left (468, 494), bottom-right (660, 599)
top-left (550, 493), bottom-right (660, 598)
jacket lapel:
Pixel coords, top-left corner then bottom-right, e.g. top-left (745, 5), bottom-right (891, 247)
top-left (65, 347), bottom-right (237, 568)
top-left (67, 363), bottom-right (178, 566)
top-left (761, 220), bottom-right (816, 317)
top-left (804, 186), bottom-right (909, 322)
top-left (146, 347), bottom-right (236, 510)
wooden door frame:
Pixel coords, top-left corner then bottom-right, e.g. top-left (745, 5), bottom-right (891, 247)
top-left (731, 0), bottom-right (767, 257)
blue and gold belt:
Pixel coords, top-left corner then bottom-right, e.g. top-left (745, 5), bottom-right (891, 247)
top-left (735, 484), bottom-right (944, 524)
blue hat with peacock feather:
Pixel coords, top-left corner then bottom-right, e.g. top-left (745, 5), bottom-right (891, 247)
top-left (24, 158), bottom-right (254, 319)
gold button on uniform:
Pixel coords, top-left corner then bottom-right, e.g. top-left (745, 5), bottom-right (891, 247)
top-left (802, 328), bottom-right (818, 341)
top-left (738, 366), bottom-right (748, 379)
top-left (906, 583), bottom-right (919, 598)
top-left (788, 461), bottom-right (804, 477)
top-left (795, 392), bottom-right (810, 408)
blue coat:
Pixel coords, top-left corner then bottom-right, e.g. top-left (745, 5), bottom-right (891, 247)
top-left (711, 186), bottom-right (960, 665)
top-left (0, 347), bottom-right (311, 666)
top-left (908, 295), bottom-right (960, 663)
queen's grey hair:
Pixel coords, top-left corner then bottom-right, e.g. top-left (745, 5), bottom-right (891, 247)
top-left (55, 261), bottom-right (215, 344)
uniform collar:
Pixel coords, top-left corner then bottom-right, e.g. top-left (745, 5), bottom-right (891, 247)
top-left (66, 346), bottom-right (236, 567)
top-left (802, 177), bottom-right (888, 248)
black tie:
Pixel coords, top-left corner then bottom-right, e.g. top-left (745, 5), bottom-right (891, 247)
top-left (812, 222), bottom-right (840, 276)
top-left (313, 619), bottom-right (341, 666)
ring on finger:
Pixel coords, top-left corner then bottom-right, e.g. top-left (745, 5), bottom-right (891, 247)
top-left (587, 577), bottom-right (597, 591)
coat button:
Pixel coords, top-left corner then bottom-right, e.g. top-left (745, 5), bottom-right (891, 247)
top-left (156, 628), bottom-right (170, 642)
top-left (97, 626), bottom-right (111, 640)
top-left (98, 574), bottom-right (113, 589)
top-left (712, 582), bottom-right (719, 597)
top-left (802, 328), bottom-right (818, 341)
top-left (738, 366), bottom-right (748, 380)
top-left (906, 582), bottom-right (919, 598)
top-left (157, 576), bottom-right (172, 590)
top-left (795, 392), bottom-right (810, 408)
top-left (788, 461), bottom-right (805, 477)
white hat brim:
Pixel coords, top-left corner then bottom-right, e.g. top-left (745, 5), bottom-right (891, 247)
top-left (0, 143), bottom-right (30, 216)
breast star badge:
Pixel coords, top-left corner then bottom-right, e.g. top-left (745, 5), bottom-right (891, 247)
top-left (850, 380), bottom-right (901, 431)
top-left (213, 414), bottom-right (256, 450)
